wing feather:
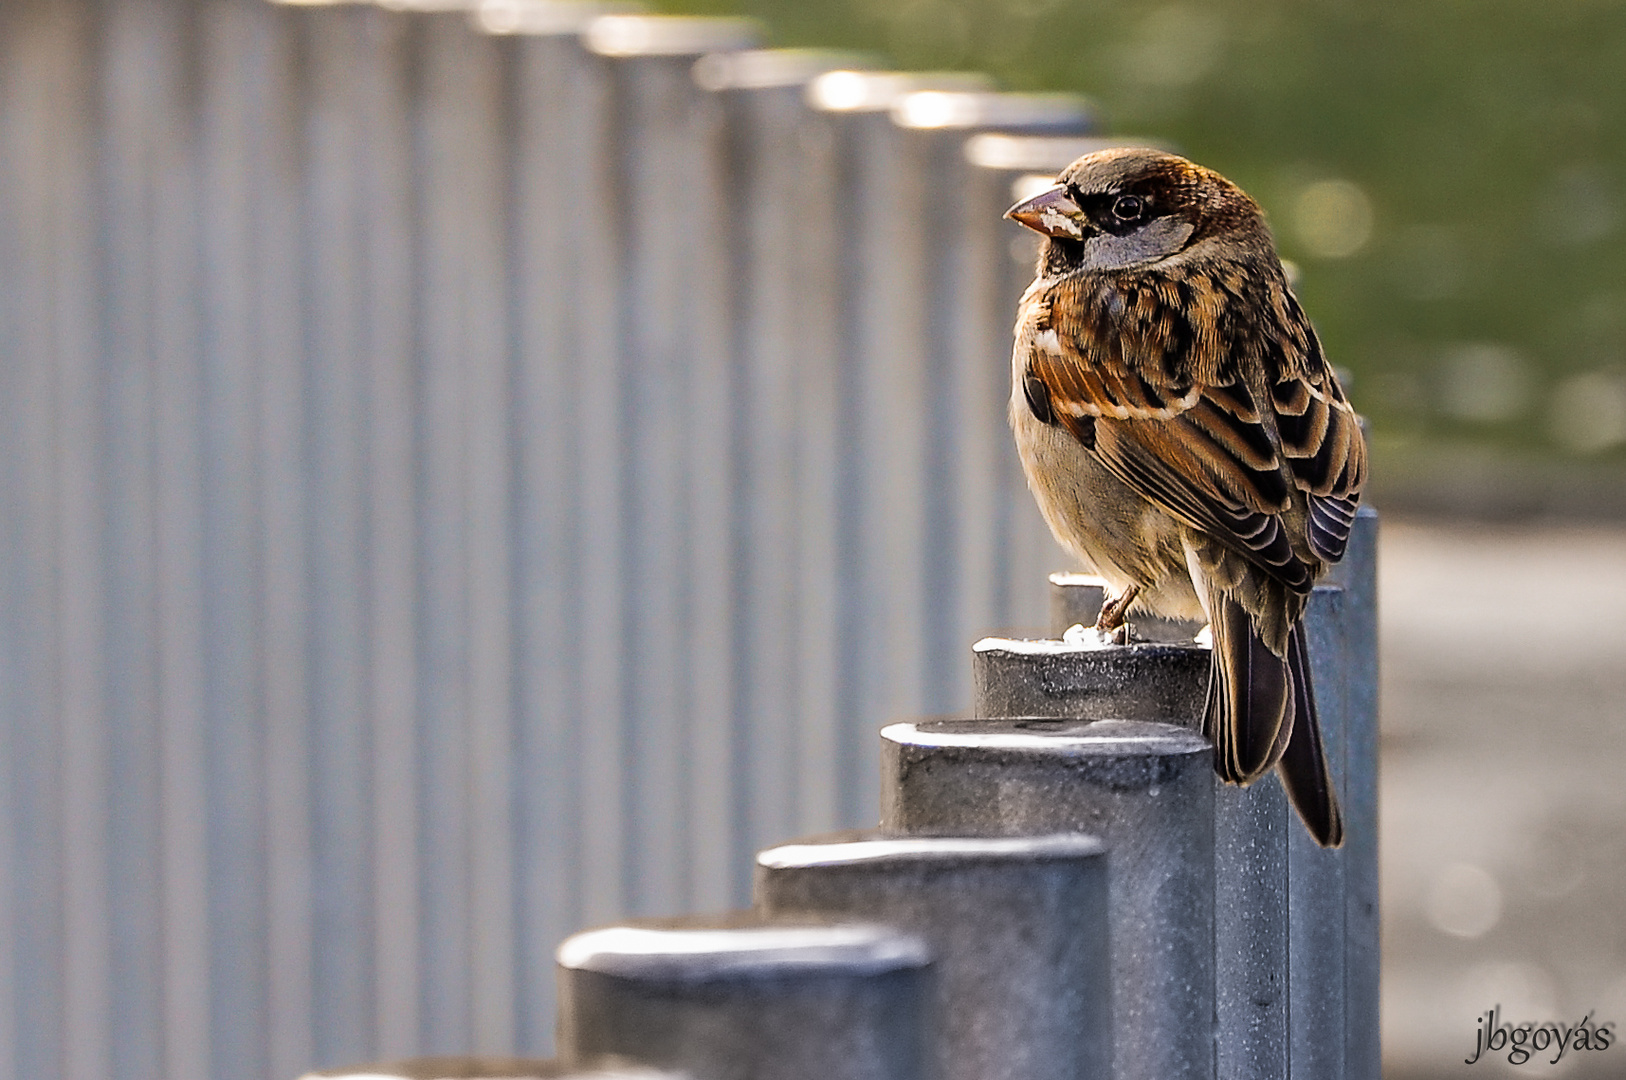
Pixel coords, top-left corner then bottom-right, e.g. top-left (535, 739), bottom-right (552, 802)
top-left (1024, 267), bottom-right (1365, 582)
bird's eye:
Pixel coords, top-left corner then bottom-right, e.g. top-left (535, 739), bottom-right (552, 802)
top-left (1112, 194), bottom-right (1145, 221)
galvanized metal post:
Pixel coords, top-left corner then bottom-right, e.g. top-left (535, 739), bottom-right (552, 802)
top-left (965, 517), bottom-right (1379, 1080)
top-left (203, 5), bottom-right (309, 1079)
top-left (799, 67), bottom-right (992, 824)
top-left (958, 134), bottom-right (1158, 636)
top-left (1338, 509), bottom-right (1380, 1080)
top-left (1285, 507), bottom-right (1379, 1080)
top-left (1288, 587), bottom-right (1345, 1080)
top-left (879, 719), bottom-right (1216, 1080)
top-left (1212, 756), bottom-right (1290, 1080)
top-left (755, 833), bottom-right (1111, 1080)
top-left (1038, 575), bottom-right (1291, 1079)
top-left (688, 45), bottom-right (871, 878)
top-left (971, 635), bottom-right (1209, 723)
top-left (411, 2), bottom-right (518, 1054)
top-left (888, 93), bottom-right (1096, 709)
top-left (581, 13), bottom-right (760, 919)
top-left (100, 5), bottom-right (208, 1080)
top-left (481, 0), bottom-right (629, 1052)
top-left (556, 921), bottom-right (933, 1080)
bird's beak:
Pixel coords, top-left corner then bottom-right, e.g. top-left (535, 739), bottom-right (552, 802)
top-left (1005, 184), bottom-right (1088, 239)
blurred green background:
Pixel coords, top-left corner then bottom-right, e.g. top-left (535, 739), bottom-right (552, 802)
top-left (656, 0), bottom-right (1626, 514)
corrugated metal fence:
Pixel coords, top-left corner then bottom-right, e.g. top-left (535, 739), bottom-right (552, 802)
top-left (0, 1), bottom-right (1129, 1077)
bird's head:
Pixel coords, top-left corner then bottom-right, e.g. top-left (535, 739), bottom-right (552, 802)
top-left (1006, 147), bottom-right (1269, 276)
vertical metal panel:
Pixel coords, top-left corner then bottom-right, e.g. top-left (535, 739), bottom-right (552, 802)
top-left (414, 5), bottom-right (515, 1054)
top-left (497, 10), bottom-right (604, 1054)
top-left (1336, 510), bottom-right (1380, 1080)
top-left (0, 4), bottom-right (98, 1078)
top-left (349, 7), bottom-right (419, 1062)
top-left (958, 134), bottom-right (1163, 639)
top-left (582, 15), bottom-right (758, 918)
top-left (1290, 585), bottom-right (1348, 1080)
top-left (258, 6), bottom-right (315, 1078)
top-left (800, 69), bottom-right (990, 827)
top-left (100, 5), bottom-right (187, 1080)
top-left (302, 6), bottom-right (392, 1064)
top-left (888, 100), bottom-right (1093, 712)
top-left (690, 48), bottom-right (868, 895)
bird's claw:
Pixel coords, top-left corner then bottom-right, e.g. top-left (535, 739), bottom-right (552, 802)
top-left (1092, 584), bottom-right (1140, 638)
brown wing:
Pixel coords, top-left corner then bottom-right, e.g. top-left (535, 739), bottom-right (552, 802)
top-left (1268, 291), bottom-right (1367, 562)
top-left (1024, 268), bottom-right (1361, 588)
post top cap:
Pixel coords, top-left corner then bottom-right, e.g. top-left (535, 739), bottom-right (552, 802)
top-left (693, 49), bottom-right (875, 91)
top-left (758, 831), bottom-right (1106, 871)
top-left (557, 921), bottom-right (931, 980)
top-left (892, 91), bottom-right (1096, 133)
top-left (883, 718), bottom-right (1210, 758)
top-left (586, 14), bottom-right (761, 57)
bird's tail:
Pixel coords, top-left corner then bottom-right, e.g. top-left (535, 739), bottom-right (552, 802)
top-left (1275, 622), bottom-right (1344, 848)
top-left (1202, 586), bottom-right (1292, 787)
top-left (1199, 570), bottom-right (1344, 847)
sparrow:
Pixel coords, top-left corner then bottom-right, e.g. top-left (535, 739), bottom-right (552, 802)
top-left (1004, 148), bottom-right (1366, 847)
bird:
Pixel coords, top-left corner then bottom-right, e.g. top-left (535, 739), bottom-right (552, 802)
top-left (1003, 147), bottom-right (1366, 847)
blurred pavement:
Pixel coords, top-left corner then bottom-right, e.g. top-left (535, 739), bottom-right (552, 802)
top-left (1379, 518), bottom-right (1626, 1077)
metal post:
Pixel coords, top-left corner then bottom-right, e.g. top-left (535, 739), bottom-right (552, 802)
top-left (479, 0), bottom-right (627, 1053)
top-left (799, 67), bottom-right (992, 826)
top-left (690, 47), bottom-right (871, 868)
top-left (1288, 587), bottom-right (1346, 1080)
top-left (102, 5), bottom-right (204, 1080)
top-left (880, 719), bottom-right (1215, 1080)
top-left (410, 2), bottom-right (518, 1053)
top-left (971, 634), bottom-right (1209, 724)
top-left (957, 134), bottom-right (1164, 636)
top-left (1036, 577), bottom-right (1292, 1080)
top-left (965, 519), bottom-right (1379, 1080)
top-left (581, 13), bottom-right (760, 917)
top-left (888, 93), bottom-right (1096, 712)
top-left (556, 921), bottom-right (933, 1080)
top-left (202, 5), bottom-right (309, 1079)
top-left (1213, 766), bottom-right (1290, 1080)
top-left (755, 833), bottom-right (1111, 1080)
top-left (1338, 509), bottom-right (1380, 1080)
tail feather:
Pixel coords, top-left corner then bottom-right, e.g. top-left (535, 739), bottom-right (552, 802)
top-left (1276, 623), bottom-right (1345, 848)
top-left (1202, 587), bottom-right (1291, 786)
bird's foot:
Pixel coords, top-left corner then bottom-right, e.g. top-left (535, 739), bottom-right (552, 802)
top-left (1092, 585), bottom-right (1140, 641)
